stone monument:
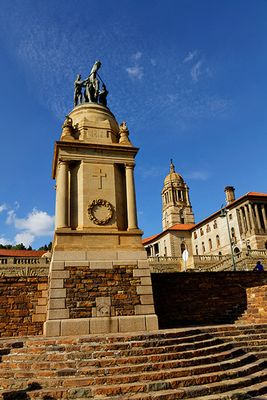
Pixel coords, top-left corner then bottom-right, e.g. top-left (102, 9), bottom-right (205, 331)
top-left (44, 61), bottom-right (158, 336)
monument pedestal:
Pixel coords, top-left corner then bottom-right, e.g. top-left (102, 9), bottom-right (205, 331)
top-left (44, 102), bottom-right (158, 336)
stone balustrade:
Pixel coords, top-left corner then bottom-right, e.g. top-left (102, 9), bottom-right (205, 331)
top-left (0, 256), bottom-right (50, 276)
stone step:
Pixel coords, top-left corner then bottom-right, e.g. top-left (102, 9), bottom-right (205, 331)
top-left (23, 330), bottom-right (210, 349)
top-left (185, 380), bottom-right (267, 399)
top-left (0, 347), bottom-right (246, 378)
top-left (0, 337), bottom-right (230, 366)
top-left (0, 352), bottom-right (257, 385)
top-left (1, 356), bottom-right (265, 393)
top-left (3, 380), bottom-right (267, 400)
top-left (90, 359), bottom-right (266, 397)
top-left (0, 333), bottom-right (215, 360)
top-left (212, 332), bottom-right (267, 340)
top-left (112, 370), bottom-right (267, 399)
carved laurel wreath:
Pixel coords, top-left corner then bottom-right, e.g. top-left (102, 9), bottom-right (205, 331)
top-left (88, 199), bottom-right (113, 225)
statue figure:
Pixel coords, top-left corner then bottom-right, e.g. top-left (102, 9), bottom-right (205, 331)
top-left (98, 83), bottom-right (108, 107)
top-left (73, 61), bottom-right (108, 107)
top-left (74, 74), bottom-right (85, 106)
top-left (119, 121), bottom-right (131, 144)
top-left (84, 60), bottom-right (102, 103)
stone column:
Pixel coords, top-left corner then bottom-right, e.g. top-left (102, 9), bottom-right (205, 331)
top-left (248, 203), bottom-right (257, 231)
top-left (56, 160), bottom-right (69, 228)
top-left (125, 164), bottom-right (138, 230)
top-left (237, 208), bottom-right (245, 234)
top-left (254, 204), bottom-right (261, 231)
top-left (261, 204), bottom-right (267, 231)
top-left (244, 205), bottom-right (252, 231)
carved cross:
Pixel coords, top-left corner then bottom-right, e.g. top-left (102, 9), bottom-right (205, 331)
top-left (92, 169), bottom-right (107, 189)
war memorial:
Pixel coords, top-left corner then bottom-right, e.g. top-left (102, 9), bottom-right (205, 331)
top-left (0, 62), bottom-right (267, 399)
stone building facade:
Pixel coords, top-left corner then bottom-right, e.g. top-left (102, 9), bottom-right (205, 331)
top-left (143, 162), bottom-right (267, 270)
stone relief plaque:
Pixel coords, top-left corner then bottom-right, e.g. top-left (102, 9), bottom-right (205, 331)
top-left (88, 199), bottom-right (113, 225)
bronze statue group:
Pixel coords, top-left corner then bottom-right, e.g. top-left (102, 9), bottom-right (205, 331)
top-left (74, 60), bottom-right (108, 107)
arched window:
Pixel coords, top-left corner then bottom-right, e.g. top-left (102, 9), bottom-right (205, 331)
top-left (265, 241), bottom-right (267, 249)
top-left (202, 242), bottom-right (205, 253)
top-left (181, 243), bottom-right (186, 254)
top-left (209, 238), bottom-right (212, 250)
top-left (194, 231), bottom-right (197, 239)
top-left (213, 220), bottom-right (217, 229)
top-left (206, 224), bottom-right (211, 233)
top-left (195, 245), bottom-right (198, 255)
top-left (216, 235), bottom-right (220, 247)
top-left (180, 210), bottom-right (185, 224)
top-left (200, 228), bottom-right (204, 236)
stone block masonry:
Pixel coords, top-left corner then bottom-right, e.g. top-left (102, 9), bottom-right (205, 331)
top-left (0, 277), bottom-right (48, 337)
top-left (65, 265), bottom-right (141, 319)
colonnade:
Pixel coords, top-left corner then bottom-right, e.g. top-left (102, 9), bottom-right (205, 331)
top-left (55, 160), bottom-right (138, 231)
top-left (237, 202), bottom-right (267, 234)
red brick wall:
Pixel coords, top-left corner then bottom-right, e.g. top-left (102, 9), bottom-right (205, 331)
top-left (237, 284), bottom-right (267, 324)
top-left (65, 266), bottom-right (141, 318)
top-left (152, 272), bottom-right (267, 329)
top-left (0, 277), bottom-right (48, 337)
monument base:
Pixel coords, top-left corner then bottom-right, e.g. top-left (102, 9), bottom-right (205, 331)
top-left (44, 249), bottom-right (158, 337)
top-left (44, 314), bottom-right (158, 337)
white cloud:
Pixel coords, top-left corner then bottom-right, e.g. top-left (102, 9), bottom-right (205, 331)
top-left (6, 210), bottom-right (16, 225)
top-left (185, 170), bottom-right (210, 181)
top-left (126, 65), bottom-right (144, 80)
top-left (3, 208), bottom-right (55, 247)
top-left (0, 236), bottom-right (12, 246)
top-left (15, 233), bottom-right (35, 247)
top-left (131, 51), bottom-right (142, 61)
top-left (14, 209), bottom-right (54, 236)
top-left (191, 60), bottom-right (203, 82)
top-left (0, 204), bottom-right (7, 213)
top-left (183, 50), bottom-right (198, 63)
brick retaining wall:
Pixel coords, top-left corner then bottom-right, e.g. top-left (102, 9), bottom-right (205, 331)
top-left (0, 277), bottom-right (48, 337)
top-left (151, 272), bottom-right (267, 329)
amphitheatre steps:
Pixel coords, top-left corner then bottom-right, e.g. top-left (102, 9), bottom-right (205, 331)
top-left (0, 325), bottom-right (267, 399)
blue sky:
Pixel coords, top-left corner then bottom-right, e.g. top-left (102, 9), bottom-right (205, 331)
top-left (0, 0), bottom-right (267, 248)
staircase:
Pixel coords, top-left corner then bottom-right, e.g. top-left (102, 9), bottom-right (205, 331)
top-left (0, 325), bottom-right (267, 399)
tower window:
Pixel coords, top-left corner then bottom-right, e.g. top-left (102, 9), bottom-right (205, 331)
top-left (200, 228), bottom-right (204, 236)
top-left (195, 245), bottom-right (198, 255)
top-left (202, 242), bottom-right (205, 253)
top-left (216, 235), bottom-right (220, 247)
top-left (194, 231), bottom-right (197, 239)
top-left (213, 220), bottom-right (217, 229)
top-left (206, 224), bottom-right (211, 233)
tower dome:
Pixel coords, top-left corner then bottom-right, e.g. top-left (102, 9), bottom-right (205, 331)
top-left (163, 159), bottom-right (184, 185)
top-left (161, 160), bottom-right (194, 230)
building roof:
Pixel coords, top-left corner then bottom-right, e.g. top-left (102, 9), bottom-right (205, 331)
top-left (168, 223), bottom-right (195, 231)
top-left (0, 249), bottom-right (47, 257)
top-left (142, 223), bottom-right (195, 245)
top-left (192, 191), bottom-right (267, 230)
